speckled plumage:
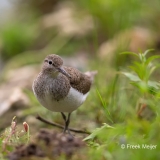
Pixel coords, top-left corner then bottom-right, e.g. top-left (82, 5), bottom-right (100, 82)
top-left (64, 66), bottom-right (92, 94)
top-left (32, 54), bottom-right (96, 113)
top-left (33, 73), bottom-right (70, 101)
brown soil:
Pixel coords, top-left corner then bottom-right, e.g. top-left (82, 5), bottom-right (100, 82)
top-left (7, 129), bottom-right (86, 160)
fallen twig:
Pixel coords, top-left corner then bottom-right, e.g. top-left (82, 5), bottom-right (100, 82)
top-left (36, 115), bottom-right (91, 134)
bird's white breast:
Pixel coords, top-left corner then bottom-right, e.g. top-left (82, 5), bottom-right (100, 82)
top-left (35, 87), bottom-right (89, 113)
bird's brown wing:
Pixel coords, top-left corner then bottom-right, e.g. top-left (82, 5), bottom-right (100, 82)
top-left (63, 66), bottom-right (94, 94)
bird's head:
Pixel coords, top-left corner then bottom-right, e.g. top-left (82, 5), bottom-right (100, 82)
top-left (42, 54), bottom-right (70, 78)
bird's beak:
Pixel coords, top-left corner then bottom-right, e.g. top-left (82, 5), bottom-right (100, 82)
top-left (57, 67), bottom-right (71, 78)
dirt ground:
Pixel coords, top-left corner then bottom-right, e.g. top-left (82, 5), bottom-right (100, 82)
top-left (7, 129), bottom-right (86, 160)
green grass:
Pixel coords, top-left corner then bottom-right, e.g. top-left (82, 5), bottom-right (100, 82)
top-left (83, 50), bottom-right (160, 160)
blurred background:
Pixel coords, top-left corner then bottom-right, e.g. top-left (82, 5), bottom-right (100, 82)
top-left (1, 0), bottom-right (160, 159)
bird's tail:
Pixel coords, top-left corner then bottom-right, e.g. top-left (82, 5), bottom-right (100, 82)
top-left (85, 71), bottom-right (97, 82)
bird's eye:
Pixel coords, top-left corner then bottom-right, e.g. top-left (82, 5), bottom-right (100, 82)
top-left (49, 61), bottom-right (52, 65)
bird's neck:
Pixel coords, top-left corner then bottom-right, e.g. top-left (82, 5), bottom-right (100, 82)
top-left (42, 68), bottom-right (59, 78)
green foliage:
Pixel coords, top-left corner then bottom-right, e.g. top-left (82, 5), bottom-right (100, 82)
top-left (85, 118), bottom-right (160, 160)
top-left (120, 50), bottom-right (160, 96)
top-left (78, 0), bottom-right (143, 37)
top-left (84, 123), bottom-right (114, 141)
top-left (0, 23), bottom-right (36, 60)
top-left (96, 89), bottom-right (113, 123)
top-left (85, 50), bottom-right (160, 159)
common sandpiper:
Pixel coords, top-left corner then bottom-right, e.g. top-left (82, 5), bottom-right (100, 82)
top-left (32, 54), bottom-right (96, 134)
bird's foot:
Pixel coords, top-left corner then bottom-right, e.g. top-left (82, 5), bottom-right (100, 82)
top-left (63, 128), bottom-right (74, 138)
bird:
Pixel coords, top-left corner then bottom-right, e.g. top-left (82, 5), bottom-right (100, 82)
top-left (32, 54), bottom-right (96, 134)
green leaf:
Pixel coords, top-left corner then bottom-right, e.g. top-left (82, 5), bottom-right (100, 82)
top-left (144, 49), bottom-right (154, 56)
top-left (130, 81), bottom-right (148, 92)
top-left (96, 89), bottom-right (113, 123)
top-left (83, 123), bottom-right (114, 141)
top-left (148, 81), bottom-right (160, 90)
top-left (120, 51), bottom-right (139, 57)
top-left (120, 72), bottom-right (141, 82)
top-left (138, 52), bottom-right (146, 63)
top-left (96, 89), bottom-right (106, 108)
top-left (148, 87), bottom-right (159, 95)
top-left (129, 64), bottom-right (143, 80)
top-left (130, 80), bottom-right (160, 94)
top-left (145, 55), bottom-right (160, 65)
top-left (132, 61), bottom-right (149, 80)
top-left (148, 64), bottom-right (160, 78)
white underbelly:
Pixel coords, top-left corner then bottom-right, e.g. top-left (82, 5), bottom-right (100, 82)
top-left (37, 87), bottom-right (89, 113)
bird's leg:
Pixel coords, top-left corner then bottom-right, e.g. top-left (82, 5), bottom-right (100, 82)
top-left (61, 112), bottom-right (67, 133)
top-left (66, 113), bottom-right (71, 134)
top-left (66, 113), bottom-right (74, 137)
top-left (61, 112), bottom-right (67, 122)
top-left (61, 112), bottom-right (72, 134)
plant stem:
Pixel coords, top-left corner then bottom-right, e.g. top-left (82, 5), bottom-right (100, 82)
top-left (36, 115), bottom-right (91, 135)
